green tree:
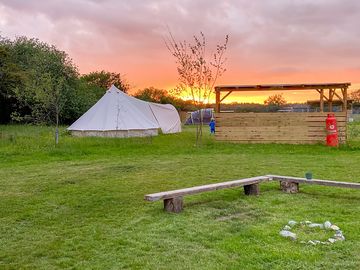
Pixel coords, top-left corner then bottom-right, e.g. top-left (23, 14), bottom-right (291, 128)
top-left (264, 94), bottom-right (287, 107)
top-left (134, 87), bottom-right (172, 103)
top-left (71, 78), bottom-right (106, 115)
top-left (350, 89), bottom-right (360, 104)
top-left (1, 36), bottom-right (79, 144)
top-left (81, 70), bottom-right (129, 93)
top-left (0, 35), bottom-right (131, 129)
top-left (0, 41), bottom-right (27, 123)
top-left (134, 87), bottom-right (196, 111)
top-left (35, 40), bottom-right (76, 142)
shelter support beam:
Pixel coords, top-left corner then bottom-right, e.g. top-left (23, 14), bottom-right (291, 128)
top-left (319, 89), bottom-right (324, 112)
top-left (333, 91), bottom-right (343, 103)
top-left (215, 83), bottom-right (351, 92)
top-left (214, 83), bottom-right (350, 114)
top-left (220, 91), bottom-right (233, 102)
top-left (215, 91), bottom-right (220, 113)
top-left (329, 89), bottom-right (335, 112)
top-left (342, 87), bottom-right (348, 141)
top-left (342, 87), bottom-right (348, 112)
top-left (316, 87), bottom-right (348, 112)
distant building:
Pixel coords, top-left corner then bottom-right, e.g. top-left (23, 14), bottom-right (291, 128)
top-left (278, 104), bottom-right (311, 112)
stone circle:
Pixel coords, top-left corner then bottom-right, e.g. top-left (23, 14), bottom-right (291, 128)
top-left (279, 220), bottom-right (345, 245)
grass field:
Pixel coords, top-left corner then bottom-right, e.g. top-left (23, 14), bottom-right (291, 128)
top-left (1, 123), bottom-right (360, 269)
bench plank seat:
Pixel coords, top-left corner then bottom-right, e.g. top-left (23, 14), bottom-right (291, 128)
top-left (145, 175), bottom-right (270, 202)
top-left (268, 175), bottom-right (360, 189)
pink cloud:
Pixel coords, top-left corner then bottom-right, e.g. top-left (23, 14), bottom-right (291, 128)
top-left (1, 0), bottom-right (360, 101)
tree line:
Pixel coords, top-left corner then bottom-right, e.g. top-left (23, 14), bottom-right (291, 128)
top-left (5, 35), bottom-right (354, 127)
top-left (0, 35), bottom-right (195, 125)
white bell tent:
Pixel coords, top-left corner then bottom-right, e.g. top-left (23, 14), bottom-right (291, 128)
top-left (68, 85), bottom-right (181, 137)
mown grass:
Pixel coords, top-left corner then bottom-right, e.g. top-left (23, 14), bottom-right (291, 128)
top-left (1, 123), bottom-right (360, 269)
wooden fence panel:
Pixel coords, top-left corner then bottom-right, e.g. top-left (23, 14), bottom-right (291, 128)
top-left (215, 112), bottom-right (347, 144)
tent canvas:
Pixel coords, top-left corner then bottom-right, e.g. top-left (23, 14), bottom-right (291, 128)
top-left (68, 85), bottom-right (181, 137)
top-left (149, 103), bottom-right (182, 134)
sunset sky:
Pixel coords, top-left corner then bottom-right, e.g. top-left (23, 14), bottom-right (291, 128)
top-left (1, 0), bottom-right (360, 103)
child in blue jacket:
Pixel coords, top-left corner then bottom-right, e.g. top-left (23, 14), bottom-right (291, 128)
top-left (209, 118), bottom-right (215, 134)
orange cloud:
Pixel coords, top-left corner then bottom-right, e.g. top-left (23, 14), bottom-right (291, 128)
top-left (1, 0), bottom-right (360, 104)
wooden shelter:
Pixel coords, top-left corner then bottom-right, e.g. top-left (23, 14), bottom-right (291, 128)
top-left (307, 99), bottom-right (353, 112)
top-left (214, 83), bottom-right (350, 144)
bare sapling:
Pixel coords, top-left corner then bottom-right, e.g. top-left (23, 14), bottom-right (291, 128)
top-left (165, 31), bottom-right (228, 146)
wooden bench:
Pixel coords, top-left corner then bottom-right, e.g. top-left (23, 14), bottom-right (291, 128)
top-left (144, 176), bottom-right (271, 213)
top-left (267, 174), bottom-right (360, 193)
top-left (145, 174), bottom-right (360, 213)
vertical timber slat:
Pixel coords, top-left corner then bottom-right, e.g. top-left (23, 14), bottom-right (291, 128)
top-left (329, 89), bottom-right (334, 112)
top-left (320, 89), bottom-right (324, 112)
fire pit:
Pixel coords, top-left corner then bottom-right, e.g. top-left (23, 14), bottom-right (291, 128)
top-left (279, 220), bottom-right (345, 245)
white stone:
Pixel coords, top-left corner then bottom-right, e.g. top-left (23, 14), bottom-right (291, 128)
top-left (328, 238), bottom-right (336, 243)
top-left (283, 225), bottom-right (291, 230)
top-left (288, 220), bottom-right (297, 227)
top-left (280, 230), bottom-right (297, 240)
top-left (330, 225), bottom-right (340, 231)
top-left (334, 234), bottom-right (345, 241)
top-left (305, 220), bottom-right (312, 225)
top-left (324, 221), bottom-right (332, 229)
top-left (308, 240), bottom-right (316, 245)
top-left (308, 223), bottom-right (324, 229)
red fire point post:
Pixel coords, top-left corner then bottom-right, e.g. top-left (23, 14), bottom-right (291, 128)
top-left (326, 113), bottom-right (338, 147)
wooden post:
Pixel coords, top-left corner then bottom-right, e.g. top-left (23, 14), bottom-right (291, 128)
top-left (280, 181), bottom-right (299, 193)
top-left (164, 197), bottom-right (183, 213)
top-left (215, 90), bottom-right (220, 113)
top-left (342, 87), bottom-right (348, 112)
top-left (328, 89), bottom-right (334, 112)
top-left (342, 87), bottom-right (348, 143)
top-left (320, 89), bottom-right (324, 112)
top-left (244, 183), bottom-right (260, 195)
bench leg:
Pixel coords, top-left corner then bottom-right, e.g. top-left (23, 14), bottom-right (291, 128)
top-left (280, 181), bottom-right (299, 193)
top-left (244, 183), bottom-right (260, 196)
top-left (164, 197), bottom-right (183, 213)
